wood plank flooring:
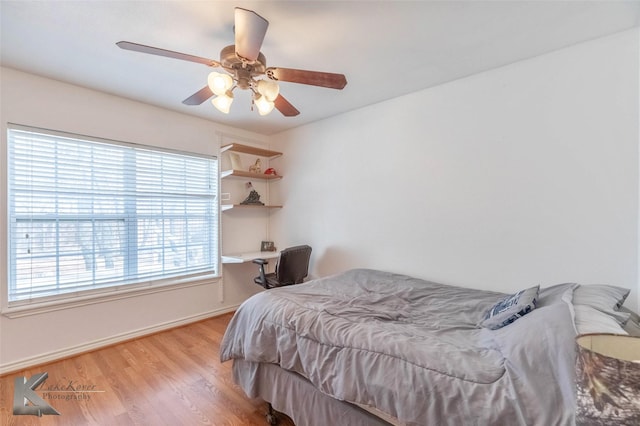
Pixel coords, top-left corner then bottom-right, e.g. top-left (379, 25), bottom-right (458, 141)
top-left (0, 313), bottom-right (294, 425)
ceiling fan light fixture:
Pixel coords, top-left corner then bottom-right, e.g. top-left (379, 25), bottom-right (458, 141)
top-left (208, 72), bottom-right (233, 96)
top-left (254, 93), bottom-right (275, 115)
top-left (118, 7), bottom-right (347, 118)
top-left (257, 79), bottom-right (280, 102)
top-left (212, 91), bottom-right (234, 114)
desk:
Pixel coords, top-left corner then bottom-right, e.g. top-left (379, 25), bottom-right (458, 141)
top-left (222, 251), bottom-right (280, 264)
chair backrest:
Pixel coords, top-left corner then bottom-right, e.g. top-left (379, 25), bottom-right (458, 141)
top-left (275, 245), bottom-right (312, 285)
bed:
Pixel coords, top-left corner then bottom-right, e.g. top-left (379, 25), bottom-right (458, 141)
top-left (220, 268), bottom-right (633, 426)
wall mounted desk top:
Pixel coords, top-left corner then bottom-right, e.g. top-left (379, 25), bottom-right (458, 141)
top-left (222, 251), bottom-right (280, 264)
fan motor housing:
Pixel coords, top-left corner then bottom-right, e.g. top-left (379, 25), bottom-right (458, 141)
top-left (220, 45), bottom-right (266, 76)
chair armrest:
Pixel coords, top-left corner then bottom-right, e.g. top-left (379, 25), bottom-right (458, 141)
top-left (253, 258), bottom-right (269, 288)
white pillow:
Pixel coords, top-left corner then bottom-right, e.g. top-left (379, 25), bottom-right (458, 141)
top-left (573, 284), bottom-right (631, 325)
top-left (574, 304), bottom-right (628, 335)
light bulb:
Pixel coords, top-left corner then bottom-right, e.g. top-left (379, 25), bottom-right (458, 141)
top-left (208, 72), bottom-right (233, 96)
top-left (256, 79), bottom-right (280, 102)
top-left (212, 92), bottom-right (234, 114)
top-left (254, 94), bottom-right (275, 116)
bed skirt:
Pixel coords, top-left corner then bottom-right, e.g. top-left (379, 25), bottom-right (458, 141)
top-left (232, 359), bottom-right (399, 426)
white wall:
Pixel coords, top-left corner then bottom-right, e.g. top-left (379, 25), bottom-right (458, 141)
top-left (1, 27), bottom-right (638, 372)
top-left (0, 67), bottom-right (267, 373)
top-left (270, 28), bottom-right (640, 311)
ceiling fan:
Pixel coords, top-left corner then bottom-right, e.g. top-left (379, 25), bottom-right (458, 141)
top-left (117, 7), bottom-right (347, 117)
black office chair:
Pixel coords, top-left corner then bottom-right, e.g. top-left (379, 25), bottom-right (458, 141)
top-left (253, 245), bottom-right (312, 289)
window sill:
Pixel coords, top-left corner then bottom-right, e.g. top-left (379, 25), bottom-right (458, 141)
top-left (2, 273), bottom-right (220, 319)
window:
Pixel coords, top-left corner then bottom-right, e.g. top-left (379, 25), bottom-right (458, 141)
top-left (7, 125), bottom-right (219, 305)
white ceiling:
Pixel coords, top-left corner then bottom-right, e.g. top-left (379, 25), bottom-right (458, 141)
top-left (1, 1), bottom-right (639, 135)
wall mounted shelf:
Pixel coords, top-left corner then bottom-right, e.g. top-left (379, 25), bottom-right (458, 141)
top-left (220, 141), bottom-right (283, 265)
top-left (221, 204), bottom-right (283, 211)
top-left (221, 143), bottom-right (282, 158)
top-left (221, 169), bottom-right (282, 180)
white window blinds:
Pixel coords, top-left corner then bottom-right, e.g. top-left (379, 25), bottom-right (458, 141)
top-left (7, 125), bottom-right (219, 303)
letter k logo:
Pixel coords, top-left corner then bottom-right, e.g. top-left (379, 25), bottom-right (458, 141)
top-left (13, 373), bottom-right (60, 416)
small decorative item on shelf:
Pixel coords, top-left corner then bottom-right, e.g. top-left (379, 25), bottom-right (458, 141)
top-left (261, 241), bottom-right (276, 252)
top-left (240, 182), bottom-right (264, 205)
top-left (229, 152), bottom-right (243, 170)
top-left (249, 158), bottom-right (262, 174)
top-left (264, 167), bottom-right (277, 176)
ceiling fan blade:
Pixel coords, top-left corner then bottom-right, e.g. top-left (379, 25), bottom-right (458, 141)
top-left (234, 8), bottom-right (268, 62)
top-left (266, 67), bottom-right (347, 89)
top-left (117, 41), bottom-right (220, 67)
top-left (182, 86), bottom-right (214, 105)
top-left (274, 94), bottom-right (300, 117)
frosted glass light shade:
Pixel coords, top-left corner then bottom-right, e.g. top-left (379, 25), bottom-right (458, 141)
top-left (212, 93), bottom-right (234, 114)
top-left (208, 72), bottom-right (233, 96)
top-left (257, 79), bottom-right (280, 102)
top-left (254, 94), bottom-right (275, 115)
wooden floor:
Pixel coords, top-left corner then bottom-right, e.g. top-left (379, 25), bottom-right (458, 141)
top-left (0, 313), bottom-right (294, 425)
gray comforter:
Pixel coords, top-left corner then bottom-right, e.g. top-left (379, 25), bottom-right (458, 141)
top-left (220, 268), bottom-right (577, 425)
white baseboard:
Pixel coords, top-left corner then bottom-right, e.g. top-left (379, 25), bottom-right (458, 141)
top-left (0, 305), bottom-right (239, 376)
